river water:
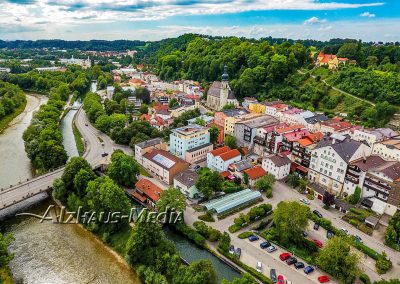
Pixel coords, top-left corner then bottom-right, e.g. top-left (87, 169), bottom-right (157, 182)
top-left (60, 101), bottom-right (80, 159)
top-left (0, 94), bottom-right (47, 189)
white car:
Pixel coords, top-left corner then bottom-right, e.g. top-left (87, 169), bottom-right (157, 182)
top-left (256, 261), bottom-right (262, 273)
top-left (267, 245), bottom-right (277, 253)
top-left (300, 198), bottom-right (311, 205)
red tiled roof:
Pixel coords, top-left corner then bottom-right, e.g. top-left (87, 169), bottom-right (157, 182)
top-left (244, 166), bottom-right (266, 180)
top-left (210, 146), bottom-right (231, 156)
top-left (130, 78), bottom-right (145, 84)
top-left (276, 124), bottom-right (305, 134)
top-left (321, 119), bottom-right (353, 131)
top-left (220, 171), bottom-right (230, 178)
top-left (298, 138), bottom-right (313, 147)
top-left (308, 132), bottom-right (324, 142)
top-left (219, 149), bottom-right (241, 161)
top-left (135, 179), bottom-right (163, 202)
top-left (185, 94), bottom-right (199, 100)
top-left (131, 191), bottom-right (147, 202)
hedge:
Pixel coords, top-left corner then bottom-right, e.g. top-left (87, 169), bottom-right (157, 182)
top-left (359, 273), bottom-right (371, 284)
top-left (174, 223), bottom-right (206, 247)
top-left (238, 232), bottom-right (253, 239)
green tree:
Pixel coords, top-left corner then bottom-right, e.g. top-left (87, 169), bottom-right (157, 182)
top-left (139, 104), bottom-right (149, 115)
top-left (168, 98), bottom-right (179, 108)
top-left (73, 168), bottom-right (97, 197)
top-left (385, 211), bottom-right (400, 250)
top-left (156, 187), bottom-right (186, 214)
top-left (221, 274), bottom-right (257, 284)
top-left (273, 201), bottom-right (309, 245)
top-left (107, 150), bottom-right (140, 187)
top-left (218, 232), bottom-right (231, 253)
top-left (287, 173), bottom-right (300, 188)
top-left (243, 172), bottom-right (249, 186)
top-left (0, 232), bottom-right (14, 267)
top-left (316, 236), bottom-right (360, 283)
top-left (173, 259), bottom-right (218, 284)
top-left (349, 186), bottom-right (362, 205)
top-left (209, 126), bottom-right (220, 144)
top-left (299, 178), bottom-right (309, 193)
top-left (195, 168), bottom-right (224, 199)
top-left (255, 173), bottom-right (276, 192)
top-left (194, 117), bottom-right (206, 126)
top-left (224, 135), bottom-right (237, 149)
top-left (62, 157), bottom-right (93, 193)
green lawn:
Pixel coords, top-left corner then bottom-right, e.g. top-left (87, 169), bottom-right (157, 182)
top-left (0, 99), bottom-right (27, 133)
top-left (72, 121), bottom-right (85, 156)
top-left (108, 225), bottom-right (132, 255)
top-left (139, 165), bottom-right (152, 177)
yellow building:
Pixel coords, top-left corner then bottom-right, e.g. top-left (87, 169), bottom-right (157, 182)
top-left (224, 113), bottom-right (263, 136)
top-left (249, 103), bottom-right (266, 114)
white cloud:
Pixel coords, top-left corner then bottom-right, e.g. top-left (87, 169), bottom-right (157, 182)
top-left (360, 11), bottom-right (376, 18)
top-left (304, 16), bottom-right (327, 25)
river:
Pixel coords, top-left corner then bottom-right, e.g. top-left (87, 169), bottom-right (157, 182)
top-left (0, 93), bottom-right (141, 284)
top-left (60, 101), bottom-right (80, 159)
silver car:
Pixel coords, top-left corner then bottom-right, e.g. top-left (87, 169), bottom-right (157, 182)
top-left (267, 245), bottom-right (277, 253)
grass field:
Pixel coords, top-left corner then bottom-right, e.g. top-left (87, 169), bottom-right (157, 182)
top-left (72, 121), bottom-right (85, 156)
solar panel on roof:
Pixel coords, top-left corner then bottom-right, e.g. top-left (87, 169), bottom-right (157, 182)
top-left (153, 154), bottom-right (175, 168)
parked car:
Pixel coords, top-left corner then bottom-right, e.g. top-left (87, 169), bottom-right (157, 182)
top-left (286, 257), bottom-right (297, 265)
top-left (354, 235), bottom-right (363, 243)
top-left (318, 275), bottom-right (330, 283)
top-left (193, 165), bottom-right (201, 171)
top-left (267, 245), bottom-right (277, 253)
top-left (270, 269), bottom-right (277, 283)
top-left (314, 223), bottom-right (320, 230)
top-left (229, 245), bottom-right (235, 254)
top-left (294, 262), bottom-right (305, 269)
top-left (313, 210), bottom-right (323, 218)
top-left (101, 152), bottom-right (109, 157)
top-left (303, 231), bottom-right (308, 237)
top-left (249, 235), bottom-right (259, 242)
top-left (300, 198), bottom-right (311, 205)
top-left (256, 261), bottom-right (262, 273)
top-left (341, 228), bottom-right (349, 235)
top-left (260, 241), bottom-right (271, 249)
top-left (279, 252), bottom-right (291, 261)
top-left (304, 265), bottom-right (315, 274)
top-left (326, 230), bottom-right (334, 239)
top-left (235, 248), bottom-right (241, 258)
top-left (85, 123), bottom-right (88, 126)
top-left (314, 239), bottom-right (323, 248)
top-left (277, 275), bottom-right (285, 284)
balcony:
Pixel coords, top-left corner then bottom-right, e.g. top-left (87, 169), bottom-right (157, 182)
top-left (254, 136), bottom-right (266, 145)
top-left (365, 177), bottom-right (391, 191)
top-left (345, 175), bottom-right (359, 184)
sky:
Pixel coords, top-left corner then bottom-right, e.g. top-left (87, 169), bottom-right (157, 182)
top-left (0, 0), bottom-right (399, 42)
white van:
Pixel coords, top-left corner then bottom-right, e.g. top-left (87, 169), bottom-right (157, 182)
top-left (256, 261), bottom-right (262, 273)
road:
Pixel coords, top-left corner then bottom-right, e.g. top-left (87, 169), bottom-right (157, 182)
top-left (0, 107), bottom-right (132, 210)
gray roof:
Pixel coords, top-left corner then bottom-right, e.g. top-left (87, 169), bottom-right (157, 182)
top-left (187, 143), bottom-right (213, 153)
top-left (174, 170), bottom-right (199, 188)
top-left (315, 137), bottom-right (364, 163)
top-left (334, 198), bottom-right (354, 211)
top-left (232, 160), bottom-right (252, 172)
top-left (310, 182), bottom-right (326, 195)
top-left (136, 138), bottom-right (163, 149)
top-left (223, 108), bottom-right (249, 117)
top-left (239, 115), bottom-right (279, 129)
top-left (305, 114), bottom-right (329, 125)
top-left (266, 154), bottom-right (291, 167)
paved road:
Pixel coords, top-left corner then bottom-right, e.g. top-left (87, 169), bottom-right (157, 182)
top-left (0, 107), bottom-right (132, 209)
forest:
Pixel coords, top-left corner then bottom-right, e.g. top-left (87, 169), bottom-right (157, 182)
top-left (0, 81), bottom-right (26, 123)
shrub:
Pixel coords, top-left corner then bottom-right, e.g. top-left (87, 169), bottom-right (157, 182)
top-left (208, 228), bottom-right (222, 242)
top-left (175, 223), bottom-right (206, 247)
top-left (376, 252), bottom-right (392, 274)
top-left (198, 211), bottom-right (215, 222)
top-left (307, 194), bottom-right (314, 200)
top-left (349, 219), bottom-right (360, 227)
top-left (228, 224), bottom-right (242, 233)
top-left (266, 189), bottom-right (273, 198)
top-left (238, 232), bottom-right (253, 239)
top-left (359, 273), bottom-right (371, 284)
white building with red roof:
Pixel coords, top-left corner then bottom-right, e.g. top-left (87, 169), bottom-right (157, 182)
top-left (207, 146), bottom-right (242, 172)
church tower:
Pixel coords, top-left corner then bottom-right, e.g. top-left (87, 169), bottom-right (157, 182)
top-left (219, 64), bottom-right (230, 109)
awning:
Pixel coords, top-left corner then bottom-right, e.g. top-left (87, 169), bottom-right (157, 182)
top-left (291, 163), bottom-right (308, 173)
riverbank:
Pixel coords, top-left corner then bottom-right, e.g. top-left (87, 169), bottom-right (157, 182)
top-left (72, 120), bottom-right (84, 156)
top-left (0, 267), bottom-right (13, 284)
top-left (0, 99), bottom-right (27, 134)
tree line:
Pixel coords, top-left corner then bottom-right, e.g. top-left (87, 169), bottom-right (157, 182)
top-left (0, 81), bottom-right (26, 121)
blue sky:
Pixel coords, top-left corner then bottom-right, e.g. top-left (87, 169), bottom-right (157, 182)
top-left (0, 0), bottom-right (399, 41)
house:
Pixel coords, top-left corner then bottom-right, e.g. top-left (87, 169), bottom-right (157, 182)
top-left (291, 132), bottom-right (324, 174)
top-left (244, 166), bottom-right (267, 187)
top-left (316, 52), bottom-right (349, 69)
top-left (135, 138), bottom-right (168, 165)
top-left (308, 135), bottom-right (372, 196)
top-left (262, 154), bottom-right (291, 180)
top-left (372, 136), bottom-right (400, 162)
top-left (130, 179), bottom-right (163, 208)
top-left (187, 115), bottom-right (214, 127)
top-left (142, 149), bottom-right (189, 184)
top-left (207, 146), bottom-right (242, 172)
top-left (185, 143), bottom-right (214, 164)
top-left (265, 102), bottom-right (289, 117)
top-left (319, 118), bottom-right (355, 135)
top-left (234, 115), bottom-right (279, 148)
top-left (352, 128), bottom-right (397, 147)
top-left (304, 114), bottom-right (329, 132)
top-left (174, 170), bottom-right (200, 198)
top-left (344, 155), bottom-right (400, 216)
top-left (224, 112), bottom-right (261, 137)
top-left (206, 65), bottom-right (239, 111)
top-left (169, 125), bottom-right (210, 161)
top-left (228, 160), bottom-right (253, 181)
top-left (242, 97), bottom-right (257, 109)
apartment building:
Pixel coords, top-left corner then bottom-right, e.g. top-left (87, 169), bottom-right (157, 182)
top-left (372, 136), bottom-right (400, 162)
top-left (262, 154), bottom-right (291, 180)
top-left (135, 138), bottom-right (168, 165)
top-left (207, 146), bottom-right (242, 172)
top-left (169, 125), bottom-right (210, 160)
top-left (352, 128), bottom-right (397, 147)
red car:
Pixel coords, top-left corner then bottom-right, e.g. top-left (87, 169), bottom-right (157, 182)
top-left (314, 239), bottom-right (323, 248)
top-left (318, 275), bottom-right (330, 283)
top-left (278, 275), bottom-right (285, 284)
top-left (279, 252), bottom-right (291, 261)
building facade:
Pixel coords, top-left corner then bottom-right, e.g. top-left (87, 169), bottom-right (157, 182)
top-left (169, 125), bottom-right (210, 160)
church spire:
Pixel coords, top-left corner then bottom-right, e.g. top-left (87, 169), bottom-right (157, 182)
top-left (221, 64), bottom-right (229, 82)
